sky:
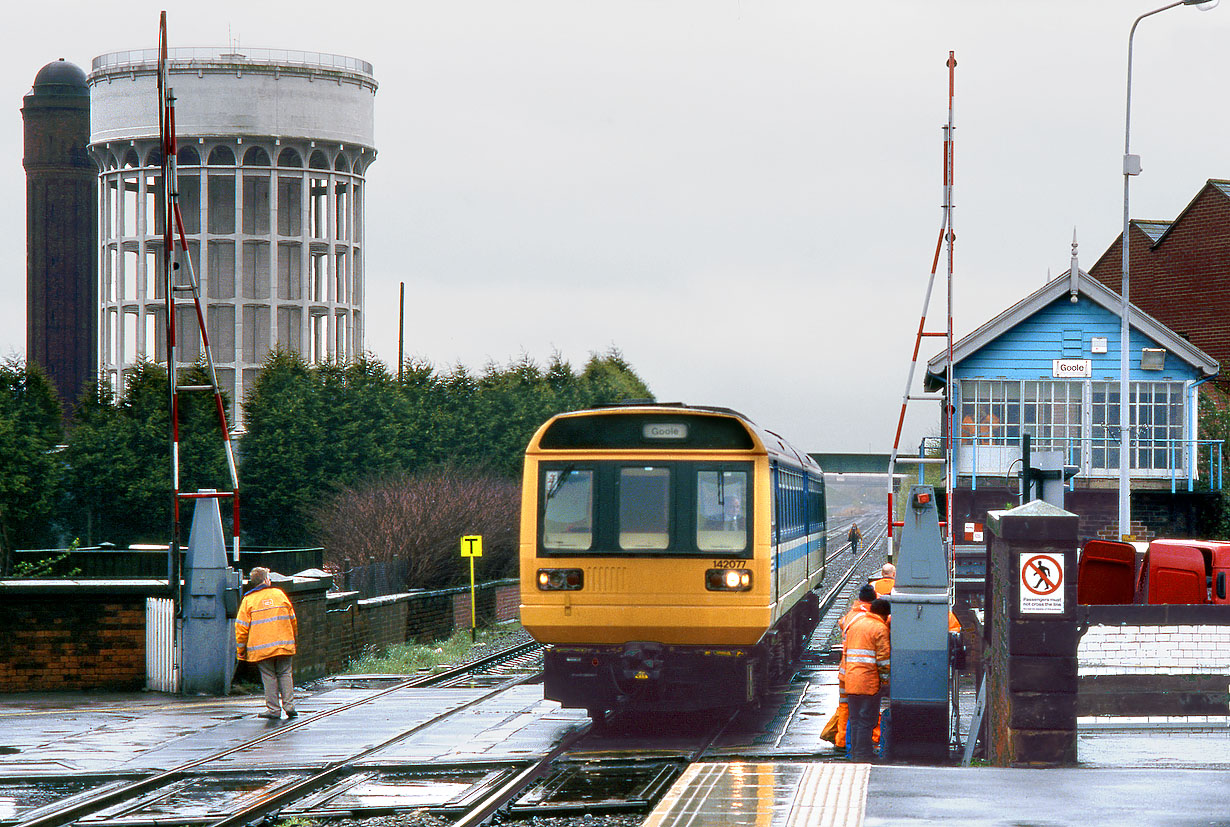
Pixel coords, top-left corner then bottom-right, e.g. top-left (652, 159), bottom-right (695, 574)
top-left (4, 1), bottom-right (1230, 455)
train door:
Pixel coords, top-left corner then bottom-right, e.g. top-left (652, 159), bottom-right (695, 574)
top-left (802, 473), bottom-right (811, 583)
top-left (770, 462), bottom-right (779, 605)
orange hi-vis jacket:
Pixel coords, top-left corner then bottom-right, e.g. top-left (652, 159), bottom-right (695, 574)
top-left (836, 600), bottom-right (871, 695)
top-left (838, 601), bottom-right (870, 636)
top-left (843, 612), bottom-right (890, 696)
top-left (235, 584), bottom-right (298, 662)
top-left (871, 576), bottom-right (894, 597)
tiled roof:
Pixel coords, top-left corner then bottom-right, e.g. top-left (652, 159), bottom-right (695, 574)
top-left (1133, 220), bottom-right (1171, 243)
top-left (925, 270), bottom-right (1220, 386)
top-left (1212, 180), bottom-right (1230, 199)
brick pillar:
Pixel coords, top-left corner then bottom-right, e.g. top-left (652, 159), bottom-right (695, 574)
top-left (985, 499), bottom-right (1080, 767)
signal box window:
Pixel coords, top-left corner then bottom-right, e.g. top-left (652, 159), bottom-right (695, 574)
top-left (696, 470), bottom-right (748, 551)
top-left (619, 467), bottom-right (671, 550)
top-left (542, 469), bottom-right (594, 550)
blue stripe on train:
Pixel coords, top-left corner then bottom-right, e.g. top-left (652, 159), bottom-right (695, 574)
top-left (772, 533), bottom-right (825, 571)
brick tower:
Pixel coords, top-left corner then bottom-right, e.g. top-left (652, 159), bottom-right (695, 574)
top-left (22, 58), bottom-right (97, 411)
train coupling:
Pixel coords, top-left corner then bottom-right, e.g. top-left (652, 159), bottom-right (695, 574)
top-left (619, 641), bottom-right (665, 682)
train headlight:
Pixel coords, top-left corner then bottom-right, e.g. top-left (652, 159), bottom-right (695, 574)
top-left (706, 568), bottom-right (752, 591)
top-left (537, 568), bottom-right (584, 590)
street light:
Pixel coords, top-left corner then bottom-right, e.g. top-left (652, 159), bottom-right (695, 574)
top-left (1119, 0), bottom-right (1218, 541)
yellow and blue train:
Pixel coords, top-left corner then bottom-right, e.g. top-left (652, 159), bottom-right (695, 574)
top-left (519, 403), bottom-right (826, 716)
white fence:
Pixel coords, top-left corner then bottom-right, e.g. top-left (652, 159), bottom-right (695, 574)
top-left (145, 598), bottom-right (178, 693)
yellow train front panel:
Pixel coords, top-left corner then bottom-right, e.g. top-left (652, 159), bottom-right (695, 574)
top-left (520, 555), bottom-right (773, 646)
top-left (518, 405), bottom-right (826, 714)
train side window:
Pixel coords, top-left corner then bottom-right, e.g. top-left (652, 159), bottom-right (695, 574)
top-left (619, 467), bottom-right (671, 550)
top-left (696, 470), bottom-right (748, 551)
top-left (542, 468), bottom-right (594, 550)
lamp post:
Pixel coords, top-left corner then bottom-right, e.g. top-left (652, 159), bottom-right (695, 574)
top-left (1119, 0), bottom-right (1218, 541)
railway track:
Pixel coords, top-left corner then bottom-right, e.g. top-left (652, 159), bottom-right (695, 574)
top-left (9, 516), bottom-right (887, 827)
top-left (11, 639), bottom-right (547, 827)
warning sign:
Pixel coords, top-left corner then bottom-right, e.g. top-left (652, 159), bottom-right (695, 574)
top-left (460, 535), bottom-right (483, 558)
top-left (964, 522), bottom-right (984, 543)
top-left (1019, 552), bottom-right (1065, 614)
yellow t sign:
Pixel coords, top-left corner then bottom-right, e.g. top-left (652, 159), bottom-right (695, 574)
top-left (460, 535), bottom-right (483, 641)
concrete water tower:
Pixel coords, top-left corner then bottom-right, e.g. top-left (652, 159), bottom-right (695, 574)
top-left (87, 47), bottom-right (377, 410)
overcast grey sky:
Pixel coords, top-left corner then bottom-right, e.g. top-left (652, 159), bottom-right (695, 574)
top-left (4, 1), bottom-right (1229, 453)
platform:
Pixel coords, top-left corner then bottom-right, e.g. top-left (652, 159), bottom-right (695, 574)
top-left (643, 761), bottom-right (1230, 827)
top-left (0, 688), bottom-right (1226, 825)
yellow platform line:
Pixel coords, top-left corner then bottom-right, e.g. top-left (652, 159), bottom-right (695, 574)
top-left (785, 763), bottom-right (868, 827)
top-left (645, 761), bottom-right (868, 827)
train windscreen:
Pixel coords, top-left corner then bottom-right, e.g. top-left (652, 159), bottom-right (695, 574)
top-left (538, 461), bottom-right (752, 557)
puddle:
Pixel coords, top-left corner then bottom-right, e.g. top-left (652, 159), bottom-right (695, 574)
top-left (283, 767), bottom-right (517, 816)
top-left (510, 761), bottom-right (680, 815)
top-left (0, 778), bottom-right (124, 823)
top-left (77, 773), bottom-right (303, 823)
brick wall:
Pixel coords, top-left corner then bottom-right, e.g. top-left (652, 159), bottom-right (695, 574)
top-left (1077, 605), bottom-right (1230, 719)
top-left (954, 486), bottom-right (1217, 546)
top-left (0, 590), bottom-right (155, 692)
top-left (1088, 182), bottom-right (1230, 381)
top-left (321, 593), bottom-right (411, 674)
top-left (1, 578), bottom-right (521, 693)
top-left (320, 579), bottom-right (521, 673)
top-left (286, 583), bottom-right (332, 681)
top-left (1080, 624), bottom-right (1230, 676)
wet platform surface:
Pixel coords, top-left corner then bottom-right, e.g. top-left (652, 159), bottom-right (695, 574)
top-left (0, 684), bottom-right (588, 777)
top-left (644, 762), bottom-right (1230, 827)
top-left (2, 674), bottom-right (1228, 825)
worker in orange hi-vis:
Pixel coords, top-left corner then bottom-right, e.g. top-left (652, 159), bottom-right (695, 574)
top-left (844, 598), bottom-right (891, 763)
top-left (832, 584), bottom-right (877, 752)
top-left (871, 562), bottom-right (896, 596)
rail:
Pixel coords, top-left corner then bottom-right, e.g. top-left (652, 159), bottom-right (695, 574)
top-left (15, 638), bottom-right (541, 827)
top-left (817, 520), bottom-right (887, 618)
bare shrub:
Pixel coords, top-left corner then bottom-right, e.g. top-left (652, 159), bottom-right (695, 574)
top-left (313, 464), bottom-right (520, 590)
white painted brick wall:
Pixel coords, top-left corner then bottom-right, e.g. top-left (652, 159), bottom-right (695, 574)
top-left (1079, 625), bottom-right (1230, 675)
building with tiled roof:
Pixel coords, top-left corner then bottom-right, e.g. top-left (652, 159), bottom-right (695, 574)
top-left (926, 238), bottom-right (1220, 546)
top-left (1089, 179), bottom-right (1230, 386)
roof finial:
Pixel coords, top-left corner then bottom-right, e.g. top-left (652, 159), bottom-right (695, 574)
top-left (1069, 227), bottom-right (1080, 303)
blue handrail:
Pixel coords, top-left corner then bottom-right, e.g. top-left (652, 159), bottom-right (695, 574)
top-left (945, 434), bottom-right (1223, 492)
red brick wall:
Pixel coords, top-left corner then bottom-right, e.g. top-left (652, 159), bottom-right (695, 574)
top-left (323, 579), bottom-right (521, 672)
top-left (0, 595), bottom-right (147, 692)
top-left (951, 485), bottom-right (1215, 545)
top-left (1089, 182), bottom-right (1230, 380)
top-left (2, 579), bottom-right (522, 692)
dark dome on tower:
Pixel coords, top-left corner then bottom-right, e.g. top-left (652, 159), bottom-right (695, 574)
top-left (31, 59), bottom-right (89, 97)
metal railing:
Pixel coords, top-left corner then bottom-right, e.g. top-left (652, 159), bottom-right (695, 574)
top-left (92, 47), bottom-right (373, 76)
top-left (949, 434), bottom-right (1223, 493)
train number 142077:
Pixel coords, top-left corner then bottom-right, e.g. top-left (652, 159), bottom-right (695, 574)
top-left (711, 559), bottom-right (745, 569)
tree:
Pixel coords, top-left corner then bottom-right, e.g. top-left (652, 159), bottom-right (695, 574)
top-left (312, 464), bottom-right (520, 590)
top-left (241, 347), bottom-right (655, 547)
top-left (1197, 384), bottom-right (1230, 536)
top-left (241, 350), bottom-right (329, 547)
top-left (60, 361), bottom-right (230, 547)
top-left (0, 359), bottom-right (64, 572)
top-left (579, 347), bottom-right (653, 406)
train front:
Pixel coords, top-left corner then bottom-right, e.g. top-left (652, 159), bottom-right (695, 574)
top-left (519, 406), bottom-right (772, 716)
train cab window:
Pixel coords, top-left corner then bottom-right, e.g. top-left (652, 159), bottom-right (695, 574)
top-left (619, 467), bottom-right (671, 550)
top-left (542, 468), bottom-right (594, 550)
top-left (696, 470), bottom-right (748, 551)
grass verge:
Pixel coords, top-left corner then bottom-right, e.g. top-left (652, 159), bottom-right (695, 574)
top-left (341, 621), bottom-right (525, 675)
